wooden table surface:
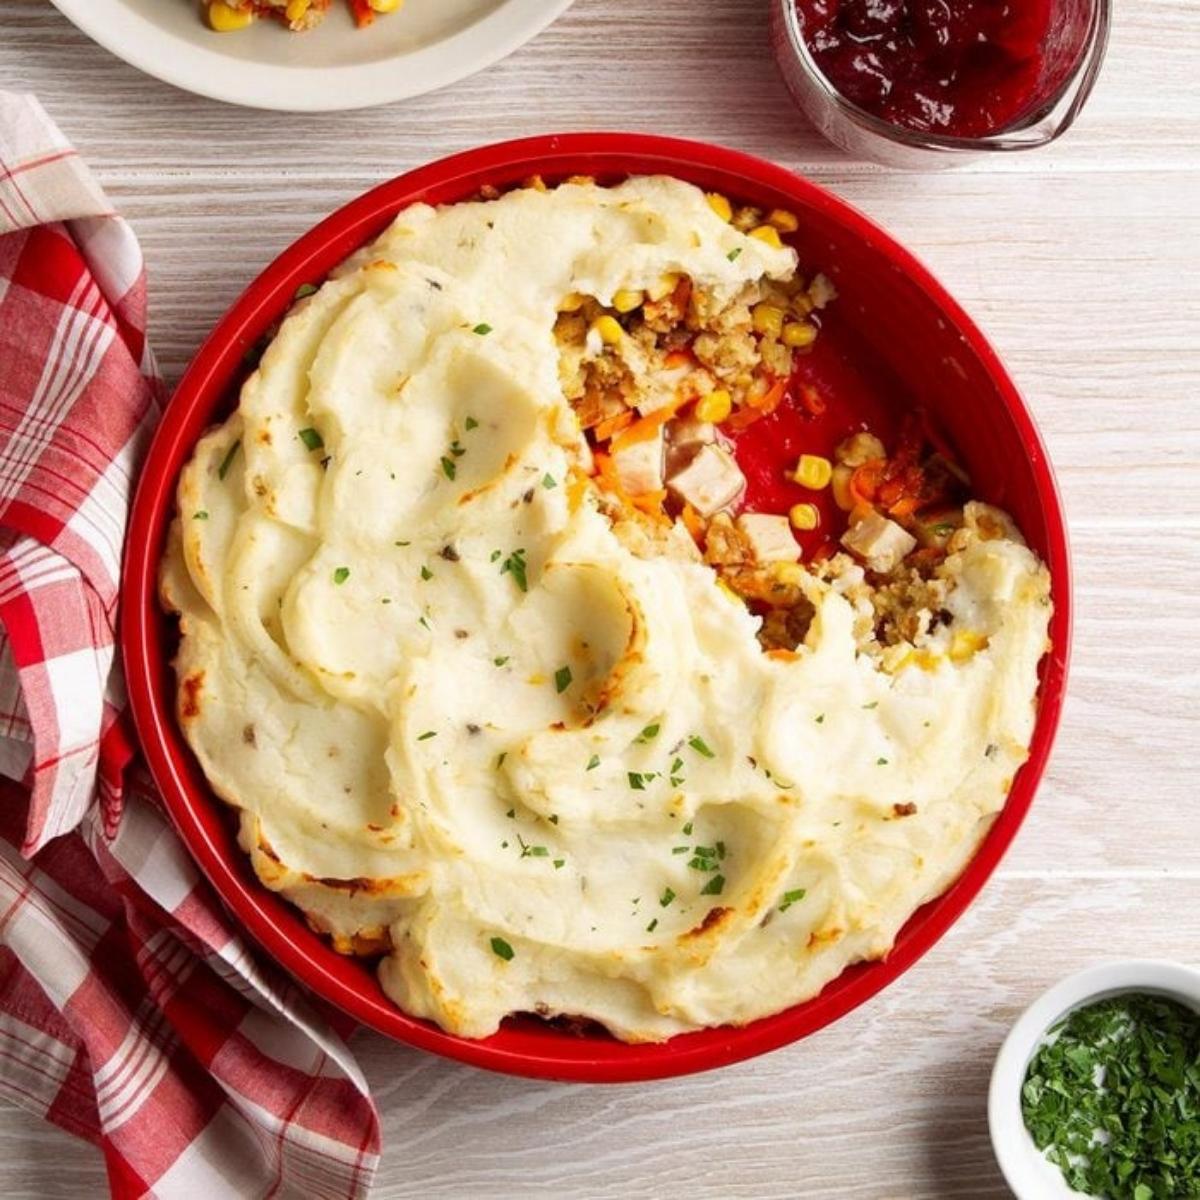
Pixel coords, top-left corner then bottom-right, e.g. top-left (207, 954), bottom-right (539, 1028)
top-left (3, 0), bottom-right (1199, 1196)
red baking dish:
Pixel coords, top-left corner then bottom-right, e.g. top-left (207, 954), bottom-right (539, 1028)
top-left (121, 133), bottom-right (1071, 1083)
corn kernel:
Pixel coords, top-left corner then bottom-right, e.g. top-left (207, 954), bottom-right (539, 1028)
top-left (881, 644), bottom-right (914, 674)
top-left (767, 208), bottom-right (799, 233)
top-left (647, 273), bottom-right (679, 302)
top-left (831, 464), bottom-right (855, 511)
top-left (694, 389), bottom-right (732, 424)
top-left (771, 561), bottom-right (805, 586)
top-left (949, 630), bottom-right (989, 663)
top-left (782, 320), bottom-right (818, 349)
top-left (208, 1), bottom-right (254, 30)
top-left (368, 0), bottom-right (403, 9)
top-left (793, 454), bottom-right (832, 490)
top-left (592, 315), bottom-right (623, 346)
top-left (750, 303), bottom-right (785, 338)
top-left (611, 289), bottom-right (643, 314)
top-left (789, 503), bottom-right (820, 532)
top-left (706, 193), bottom-right (733, 222)
top-left (749, 225), bottom-right (784, 249)
top-left (558, 292), bottom-right (586, 312)
top-left (285, 0), bottom-right (309, 19)
top-left (716, 578), bottom-right (742, 604)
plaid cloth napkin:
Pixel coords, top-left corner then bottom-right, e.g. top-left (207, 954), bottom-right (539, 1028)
top-left (0, 92), bottom-right (380, 1199)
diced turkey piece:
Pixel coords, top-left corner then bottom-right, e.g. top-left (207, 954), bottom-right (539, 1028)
top-left (666, 444), bottom-right (746, 517)
top-left (840, 512), bottom-right (917, 573)
top-left (611, 429), bottom-right (665, 495)
top-left (667, 414), bottom-right (716, 449)
top-left (736, 513), bottom-right (801, 563)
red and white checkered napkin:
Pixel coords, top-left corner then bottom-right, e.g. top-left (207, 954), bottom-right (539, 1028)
top-left (0, 92), bottom-right (380, 1198)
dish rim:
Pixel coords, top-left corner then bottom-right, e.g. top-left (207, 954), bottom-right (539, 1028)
top-left (120, 131), bottom-right (1073, 1083)
top-left (47, 0), bottom-right (575, 113)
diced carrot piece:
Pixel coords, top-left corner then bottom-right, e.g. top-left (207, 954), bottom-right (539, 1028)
top-left (610, 395), bottom-right (688, 452)
top-left (680, 503), bottom-right (705, 543)
top-left (593, 409), bottom-right (634, 442)
top-left (663, 348), bottom-right (694, 369)
top-left (797, 384), bottom-right (826, 416)
top-left (850, 460), bottom-right (885, 504)
top-left (348, 0), bottom-right (375, 27)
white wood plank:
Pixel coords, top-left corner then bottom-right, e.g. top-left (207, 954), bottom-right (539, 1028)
top-left (4, 0), bottom-right (1198, 176)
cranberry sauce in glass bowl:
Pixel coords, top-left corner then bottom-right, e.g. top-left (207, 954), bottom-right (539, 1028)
top-left (770, 0), bottom-right (1111, 166)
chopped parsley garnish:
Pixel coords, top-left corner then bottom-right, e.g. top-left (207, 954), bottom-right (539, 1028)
top-left (931, 522), bottom-right (956, 535)
top-left (659, 887), bottom-right (676, 907)
top-left (863, 701), bottom-right (879, 710)
top-left (682, 821), bottom-right (693, 836)
top-left (727, 247), bottom-right (742, 261)
top-left (700, 874), bottom-right (726, 896)
top-left (542, 473), bottom-right (557, 489)
top-left (548, 815), bottom-right (559, 825)
top-left (192, 510), bottom-right (209, 520)
top-left (395, 540), bottom-right (410, 547)
top-left (779, 888), bottom-right (806, 912)
top-left (489, 936), bottom-right (514, 961)
top-left (554, 859), bottom-right (565, 869)
top-left (1022, 993), bottom-right (1200, 1199)
top-left (688, 854), bottom-right (719, 873)
top-left (646, 918), bottom-right (658, 933)
top-left (687, 735), bottom-right (715, 758)
top-left (517, 834), bottom-right (548, 859)
top-left (217, 439), bottom-right (241, 481)
top-left (627, 772), bottom-right (647, 791)
top-left (586, 754), bottom-right (600, 771)
top-left (298, 427), bottom-right (324, 451)
top-left (671, 846), bottom-right (689, 855)
top-left (420, 565), bottom-right (433, 581)
top-left (635, 723), bottom-right (660, 744)
top-left (332, 566), bottom-right (350, 585)
top-left (472, 323), bottom-right (493, 335)
top-left (815, 713), bottom-right (825, 723)
top-left (496, 751), bottom-right (507, 768)
top-left (465, 416), bottom-right (479, 430)
top-left (499, 548), bottom-right (528, 592)
top-left (440, 456), bottom-right (457, 480)
top-left (554, 665), bottom-right (573, 694)
top-left (418, 615), bottom-right (430, 630)
top-left (448, 440), bottom-right (465, 458)
top-left (493, 656), bottom-right (510, 667)
top-left (505, 808), bottom-right (515, 819)
top-left (417, 730), bottom-right (436, 741)
top-left (293, 282), bottom-right (319, 299)
top-left (877, 757), bottom-right (889, 765)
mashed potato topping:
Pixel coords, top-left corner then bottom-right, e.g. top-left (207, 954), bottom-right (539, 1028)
top-left (162, 177), bottom-right (1052, 1041)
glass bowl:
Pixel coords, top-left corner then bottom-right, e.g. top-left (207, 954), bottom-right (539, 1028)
top-left (769, 0), bottom-right (1112, 168)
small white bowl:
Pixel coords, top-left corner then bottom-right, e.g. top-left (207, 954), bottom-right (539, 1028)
top-left (989, 960), bottom-right (1200, 1199)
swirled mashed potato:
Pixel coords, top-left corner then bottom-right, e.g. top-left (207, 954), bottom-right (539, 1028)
top-left (161, 177), bottom-right (1052, 1041)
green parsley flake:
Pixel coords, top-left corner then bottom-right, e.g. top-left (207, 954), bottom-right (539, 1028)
top-left (420, 565), bottom-right (433, 581)
top-left (465, 416), bottom-right (479, 430)
top-left (473, 323), bottom-right (493, 335)
top-left (554, 859), bottom-right (565, 869)
top-left (727, 247), bottom-right (742, 261)
top-left (440, 456), bottom-right (457, 480)
top-left (659, 888), bottom-right (676, 907)
top-left (628, 772), bottom-right (646, 791)
top-left (682, 821), bottom-right (694, 836)
top-left (863, 701), bottom-right (879, 710)
top-left (586, 754), bottom-right (600, 771)
top-left (494, 656), bottom-right (510, 667)
top-left (192, 510), bottom-right (209, 520)
top-left (815, 713), bottom-right (825, 724)
top-left (646, 918), bottom-right (658, 933)
top-left (496, 751), bottom-right (507, 768)
top-left (500, 549), bottom-right (528, 592)
top-left (417, 730), bottom-right (437, 741)
top-left (293, 282), bottom-right (319, 300)
top-left (1022, 993), bottom-right (1200, 1199)
top-left (779, 888), bottom-right (807, 912)
top-left (554, 665), bottom-right (572, 694)
top-left (542, 473), bottom-right (557, 489)
top-left (687, 735), bottom-right (715, 758)
top-left (671, 846), bottom-right (689, 855)
top-left (298, 427), bottom-right (324, 451)
top-left (700, 874), bottom-right (726, 896)
top-left (877, 757), bottom-right (889, 765)
top-left (490, 936), bottom-right (514, 961)
top-left (635, 723), bottom-right (660, 744)
top-left (333, 567), bottom-right (350, 585)
top-left (217, 439), bottom-right (241, 481)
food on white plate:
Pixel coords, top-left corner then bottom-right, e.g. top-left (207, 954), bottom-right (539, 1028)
top-left (161, 175), bottom-right (1052, 1042)
top-left (203, 0), bottom-right (402, 34)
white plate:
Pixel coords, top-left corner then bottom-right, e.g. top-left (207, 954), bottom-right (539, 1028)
top-left (49, 0), bottom-right (574, 112)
